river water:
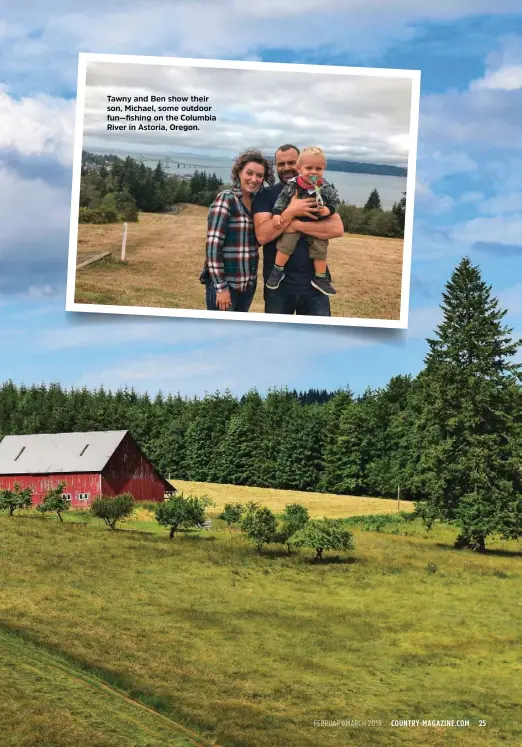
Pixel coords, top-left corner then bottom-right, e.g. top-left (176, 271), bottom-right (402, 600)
top-left (88, 148), bottom-right (407, 210)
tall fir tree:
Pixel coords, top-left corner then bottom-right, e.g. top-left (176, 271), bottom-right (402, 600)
top-left (276, 403), bottom-right (325, 491)
top-left (319, 389), bottom-right (353, 492)
top-left (364, 188), bottom-right (382, 211)
top-left (411, 257), bottom-right (521, 551)
top-left (214, 390), bottom-right (265, 485)
top-left (257, 388), bottom-right (299, 487)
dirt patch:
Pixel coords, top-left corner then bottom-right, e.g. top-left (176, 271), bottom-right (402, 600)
top-left (74, 206), bottom-right (404, 319)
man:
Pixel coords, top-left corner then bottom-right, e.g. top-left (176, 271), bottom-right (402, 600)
top-left (253, 144), bottom-right (344, 316)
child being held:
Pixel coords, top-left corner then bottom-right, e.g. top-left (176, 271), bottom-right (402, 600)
top-left (266, 146), bottom-right (340, 296)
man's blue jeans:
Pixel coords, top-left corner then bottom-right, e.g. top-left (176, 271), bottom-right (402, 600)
top-left (264, 286), bottom-right (331, 316)
top-left (206, 279), bottom-right (257, 312)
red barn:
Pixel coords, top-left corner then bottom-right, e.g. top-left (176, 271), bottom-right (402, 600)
top-left (0, 430), bottom-right (175, 507)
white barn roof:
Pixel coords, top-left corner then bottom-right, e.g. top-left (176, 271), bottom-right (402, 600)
top-left (0, 431), bottom-right (128, 475)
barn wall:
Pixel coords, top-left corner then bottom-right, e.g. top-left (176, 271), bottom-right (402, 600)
top-left (0, 473), bottom-right (101, 507)
top-left (101, 434), bottom-right (167, 502)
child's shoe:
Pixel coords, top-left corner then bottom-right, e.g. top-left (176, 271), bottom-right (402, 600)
top-left (266, 266), bottom-right (286, 290)
top-left (311, 275), bottom-right (337, 296)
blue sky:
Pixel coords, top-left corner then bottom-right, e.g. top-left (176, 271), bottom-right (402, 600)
top-left (1, 1), bottom-right (521, 398)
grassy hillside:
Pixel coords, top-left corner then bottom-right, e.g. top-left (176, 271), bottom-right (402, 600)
top-left (0, 513), bottom-right (520, 747)
top-left (170, 478), bottom-right (415, 518)
top-left (74, 207), bottom-right (404, 320)
top-left (0, 627), bottom-right (205, 747)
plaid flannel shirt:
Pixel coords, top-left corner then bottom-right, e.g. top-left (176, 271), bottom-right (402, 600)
top-left (206, 188), bottom-right (259, 293)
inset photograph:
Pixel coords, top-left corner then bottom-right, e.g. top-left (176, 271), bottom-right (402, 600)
top-left (66, 53), bottom-right (420, 328)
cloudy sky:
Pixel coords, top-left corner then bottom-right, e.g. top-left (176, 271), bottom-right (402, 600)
top-left (83, 58), bottom-right (414, 165)
top-left (1, 1), bottom-right (522, 398)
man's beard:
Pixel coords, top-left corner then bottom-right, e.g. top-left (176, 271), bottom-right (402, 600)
top-left (279, 169), bottom-right (298, 183)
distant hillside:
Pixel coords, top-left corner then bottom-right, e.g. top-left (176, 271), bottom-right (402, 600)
top-left (326, 159), bottom-right (407, 177)
top-left (85, 147), bottom-right (408, 178)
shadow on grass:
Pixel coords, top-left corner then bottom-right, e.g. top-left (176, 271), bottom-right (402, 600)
top-left (0, 621), bottom-right (213, 743)
top-left (306, 555), bottom-right (358, 566)
top-left (481, 547), bottom-right (522, 558)
top-left (179, 533), bottom-right (217, 542)
top-left (259, 549), bottom-right (358, 565)
top-left (434, 542), bottom-right (522, 558)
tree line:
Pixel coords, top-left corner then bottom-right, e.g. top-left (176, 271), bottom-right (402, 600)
top-left (79, 151), bottom-right (224, 223)
top-left (0, 258), bottom-right (520, 550)
top-left (337, 188), bottom-right (406, 238)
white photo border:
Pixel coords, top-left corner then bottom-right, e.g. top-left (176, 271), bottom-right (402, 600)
top-left (66, 52), bottom-right (421, 330)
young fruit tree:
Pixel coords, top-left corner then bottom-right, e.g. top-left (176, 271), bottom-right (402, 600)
top-left (276, 503), bottom-right (310, 555)
top-left (37, 481), bottom-right (69, 522)
top-left (0, 482), bottom-right (33, 516)
top-left (290, 518), bottom-right (354, 561)
top-left (155, 494), bottom-right (213, 539)
top-left (240, 506), bottom-right (277, 553)
top-left (407, 257), bottom-right (522, 552)
top-left (218, 502), bottom-right (244, 534)
top-left (90, 493), bottom-right (135, 530)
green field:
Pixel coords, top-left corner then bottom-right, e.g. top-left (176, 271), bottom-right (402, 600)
top-left (0, 627), bottom-right (207, 746)
top-left (0, 511), bottom-right (520, 747)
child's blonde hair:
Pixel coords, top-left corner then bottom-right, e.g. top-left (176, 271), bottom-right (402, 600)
top-left (298, 146), bottom-right (326, 164)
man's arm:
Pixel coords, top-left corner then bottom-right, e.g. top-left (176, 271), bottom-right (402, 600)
top-left (291, 212), bottom-right (344, 239)
top-left (254, 211), bottom-right (294, 245)
top-left (254, 193), bottom-right (320, 245)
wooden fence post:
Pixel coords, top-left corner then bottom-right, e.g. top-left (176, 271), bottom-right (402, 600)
top-left (121, 222), bottom-right (128, 262)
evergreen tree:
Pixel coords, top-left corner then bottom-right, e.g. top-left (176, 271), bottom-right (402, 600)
top-left (320, 389), bottom-right (353, 492)
top-left (364, 189), bottom-right (382, 211)
top-left (257, 389), bottom-right (299, 487)
top-left (364, 375), bottom-right (413, 496)
top-left (276, 403), bottom-right (325, 491)
top-left (392, 192), bottom-right (406, 232)
top-left (411, 257), bottom-right (522, 551)
top-left (330, 397), bottom-right (369, 494)
top-left (214, 390), bottom-right (264, 485)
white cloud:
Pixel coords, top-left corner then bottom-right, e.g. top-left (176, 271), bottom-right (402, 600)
top-left (406, 304), bottom-right (443, 339)
top-left (459, 191), bottom-right (484, 204)
top-left (452, 215), bottom-right (522, 246)
top-left (39, 316), bottom-right (251, 352)
top-left (471, 64), bottom-right (522, 91)
top-left (479, 192), bottom-right (522, 215)
top-left (421, 36), bottom-right (522, 149)
top-left (498, 283), bottom-right (522, 317)
top-left (470, 35), bottom-right (522, 91)
top-left (0, 86), bottom-right (75, 165)
top-left (0, 2), bottom-right (520, 96)
top-left (415, 181), bottom-right (455, 213)
top-left (0, 165), bottom-right (69, 245)
top-left (82, 60), bottom-right (413, 165)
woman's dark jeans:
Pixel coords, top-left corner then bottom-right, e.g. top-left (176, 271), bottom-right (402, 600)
top-left (205, 278), bottom-right (257, 312)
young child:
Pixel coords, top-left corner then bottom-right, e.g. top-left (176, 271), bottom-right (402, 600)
top-left (266, 146), bottom-right (340, 296)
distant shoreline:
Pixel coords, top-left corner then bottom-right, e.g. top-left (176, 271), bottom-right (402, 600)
top-left (84, 146), bottom-right (407, 178)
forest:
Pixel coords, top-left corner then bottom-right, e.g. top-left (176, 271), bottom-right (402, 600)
top-left (79, 151), bottom-right (224, 223)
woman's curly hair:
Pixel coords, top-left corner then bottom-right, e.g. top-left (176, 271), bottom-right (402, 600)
top-left (231, 148), bottom-right (275, 187)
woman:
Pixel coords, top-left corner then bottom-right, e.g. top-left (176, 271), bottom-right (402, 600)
top-left (203, 149), bottom-right (275, 312)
